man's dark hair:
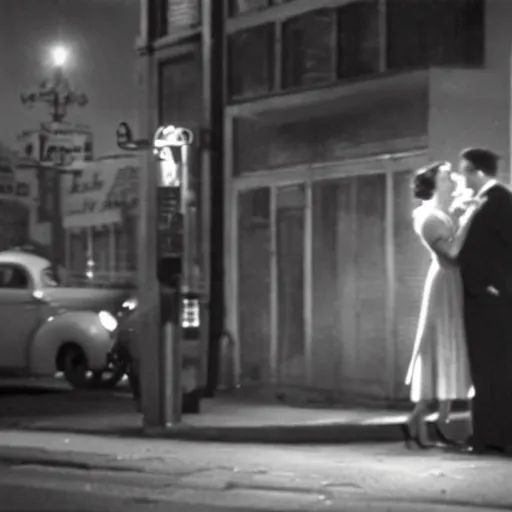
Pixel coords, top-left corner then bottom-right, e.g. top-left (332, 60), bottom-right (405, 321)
top-left (460, 147), bottom-right (500, 177)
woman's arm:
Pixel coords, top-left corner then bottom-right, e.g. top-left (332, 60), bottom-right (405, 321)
top-left (423, 202), bottom-right (486, 259)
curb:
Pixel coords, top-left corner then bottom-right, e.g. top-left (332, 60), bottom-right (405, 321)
top-left (145, 421), bottom-right (404, 444)
top-left (3, 415), bottom-right (469, 445)
top-left (0, 418), bottom-right (470, 474)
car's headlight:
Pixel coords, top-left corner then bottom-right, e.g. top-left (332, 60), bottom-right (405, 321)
top-left (98, 310), bottom-right (118, 332)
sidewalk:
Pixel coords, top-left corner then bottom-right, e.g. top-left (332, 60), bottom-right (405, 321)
top-left (0, 388), bottom-right (472, 444)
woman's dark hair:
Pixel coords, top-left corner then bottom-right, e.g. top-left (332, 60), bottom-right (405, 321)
top-left (412, 161), bottom-right (447, 200)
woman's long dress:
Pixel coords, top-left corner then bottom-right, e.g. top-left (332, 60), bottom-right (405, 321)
top-left (407, 206), bottom-right (473, 402)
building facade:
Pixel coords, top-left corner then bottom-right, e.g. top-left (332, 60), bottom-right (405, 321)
top-left (141, 0), bottom-right (512, 405)
top-left (0, 139), bottom-right (139, 287)
top-left (62, 154), bottom-right (139, 287)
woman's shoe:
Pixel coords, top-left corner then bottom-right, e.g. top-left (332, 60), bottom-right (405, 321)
top-left (400, 422), bottom-right (433, 450)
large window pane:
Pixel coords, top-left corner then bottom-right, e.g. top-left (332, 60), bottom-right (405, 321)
top-left (238, 188), bottom-right (271, 384)
top-left (228, 24), bottom-right (274, 99)
top-left (386, 0), bottom-right (484, 70)
top-left (311, 180), bottom-right (346, 390)
top-left (353, 174), bottom-right (387, 396)
top-left (337, 0), bottom-right (380, 79)
top-left (158, 53), bottom-right (202, 125)
top-left (282, 9), bottom-right (335, 89)
top-left (312, 174), bottom-right (387, 396)
top-left (276, 184), bottom-right (305, 385)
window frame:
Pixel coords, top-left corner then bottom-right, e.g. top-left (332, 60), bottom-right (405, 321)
top-left (227, 23), bottom-right (276, 100)
top-left (0, 263), bottom-right (34, 291)
top-left (280, 8), bottom-right (337, 91)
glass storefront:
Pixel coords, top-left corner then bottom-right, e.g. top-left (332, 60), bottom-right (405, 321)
top-left (237, 187), bottom-right (271, 384)
top-left (276, 184), bottom-right (305, 385)
top-left (234, 157), bottom-right (429, 401)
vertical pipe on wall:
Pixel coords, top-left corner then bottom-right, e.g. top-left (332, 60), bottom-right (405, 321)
top-left (269, 185), bottom-right (278, 384)
top-left (384, 164), bottom-right (396, 400)
top-left (223, 115), bottom-right (238, 386)
top-left (205, 0), bottom-right (226, 394)
top-left (304, 179), bottom-right (313, 386)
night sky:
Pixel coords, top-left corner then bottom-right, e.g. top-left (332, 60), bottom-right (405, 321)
top-left (0, 0), bottom-right (139, 156)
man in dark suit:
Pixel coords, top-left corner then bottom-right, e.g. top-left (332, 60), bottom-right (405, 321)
top-left (458, 147), bottom-right (512, 454)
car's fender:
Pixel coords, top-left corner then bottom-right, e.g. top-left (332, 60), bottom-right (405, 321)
top-left (29, 311), bottom-right (116, 376)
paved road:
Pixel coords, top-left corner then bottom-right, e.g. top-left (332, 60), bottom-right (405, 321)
top-left (0, 461), bottom-right (508, 512)
top-left (0, 438), bottom-right (512, 511)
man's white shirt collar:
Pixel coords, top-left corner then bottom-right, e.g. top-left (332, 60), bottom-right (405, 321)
top-left (475, 179), bottom-right (498, 198)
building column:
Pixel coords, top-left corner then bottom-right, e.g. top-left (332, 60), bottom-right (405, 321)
top-left (136, 0), bottom-right (162, 430)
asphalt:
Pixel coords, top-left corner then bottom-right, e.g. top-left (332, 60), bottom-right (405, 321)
top-left (0, 437), bottom-right (511, 511)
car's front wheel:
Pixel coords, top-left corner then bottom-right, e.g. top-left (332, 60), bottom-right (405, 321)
top-left (59, 344), bottom-right (90, 389)
top-left (58, 343), bottom-right (127, 390)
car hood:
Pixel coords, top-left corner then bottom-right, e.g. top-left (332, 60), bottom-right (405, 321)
top-left (43, 287), bottom-right (132, 314)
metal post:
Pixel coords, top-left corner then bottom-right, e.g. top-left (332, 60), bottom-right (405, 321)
top-left (51, 167), bottom-right (62, 277)
top-left (181, 144), bottom-right (192, 294)
top-left (162, 314), bottom-right (181, 425)
top-left (116, 119), bottom-right (194, 427)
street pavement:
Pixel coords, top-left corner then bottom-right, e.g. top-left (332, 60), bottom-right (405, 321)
top-left (0, 380), bottom-right (505, 510)
top-left (0, 431), bottom-right (511, 511)
top-left (0, 378), bottom-right (473, 443)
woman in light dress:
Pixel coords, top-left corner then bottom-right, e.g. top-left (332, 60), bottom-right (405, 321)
top-left (403, 161), bottom-right (486, 448)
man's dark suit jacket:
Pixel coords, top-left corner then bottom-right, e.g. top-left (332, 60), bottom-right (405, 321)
top-left (458, 184), bottom-right (512, 298)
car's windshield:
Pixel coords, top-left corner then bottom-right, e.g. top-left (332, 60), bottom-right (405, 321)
top-left (41, 267), bottom-right (60, 287)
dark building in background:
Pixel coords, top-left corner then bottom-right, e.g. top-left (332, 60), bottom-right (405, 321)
top-left (141, 0), bottom-right (512, 406)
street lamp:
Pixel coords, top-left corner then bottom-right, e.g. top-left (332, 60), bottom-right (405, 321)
top-left (21, 43), bottom-right (88, 124)
top-left (50, 45), bottom-right (69, 68)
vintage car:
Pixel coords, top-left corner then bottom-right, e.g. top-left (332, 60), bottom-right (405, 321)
top-left (0, 250), bottom-right (132, 389)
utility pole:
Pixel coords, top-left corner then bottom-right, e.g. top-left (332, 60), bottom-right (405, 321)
top-left (132, 0), bottom-right (162, 428)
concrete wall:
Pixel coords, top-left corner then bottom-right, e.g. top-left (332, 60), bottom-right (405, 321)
top-left (428, 0), bottom-right (512, 182)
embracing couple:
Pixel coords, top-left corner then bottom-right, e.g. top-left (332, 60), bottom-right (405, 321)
top-left (404, 147), bottom-right (512, 455)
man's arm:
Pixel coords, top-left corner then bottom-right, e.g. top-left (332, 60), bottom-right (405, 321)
top-left (487, 186), bottom-right (512, 249)
top-left (482, 186), bottom-right (512, 295)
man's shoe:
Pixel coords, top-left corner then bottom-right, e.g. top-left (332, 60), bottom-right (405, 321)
top-left (444, 436), bottom-right (503, 456)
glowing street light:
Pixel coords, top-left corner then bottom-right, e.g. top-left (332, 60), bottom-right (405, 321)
top-left (21, 42), bottom-right (87, 124)
top-left (50, 45), bottom-right (69, 68)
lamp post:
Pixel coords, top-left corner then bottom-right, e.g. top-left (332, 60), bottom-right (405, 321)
top-left (20, 44), bottom-right (89, 275)
top-left (21, 45), bottom-right (88, 124)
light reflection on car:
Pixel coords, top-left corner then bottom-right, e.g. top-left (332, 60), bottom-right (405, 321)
top-left (0, 251), bottom-right (132, 389)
